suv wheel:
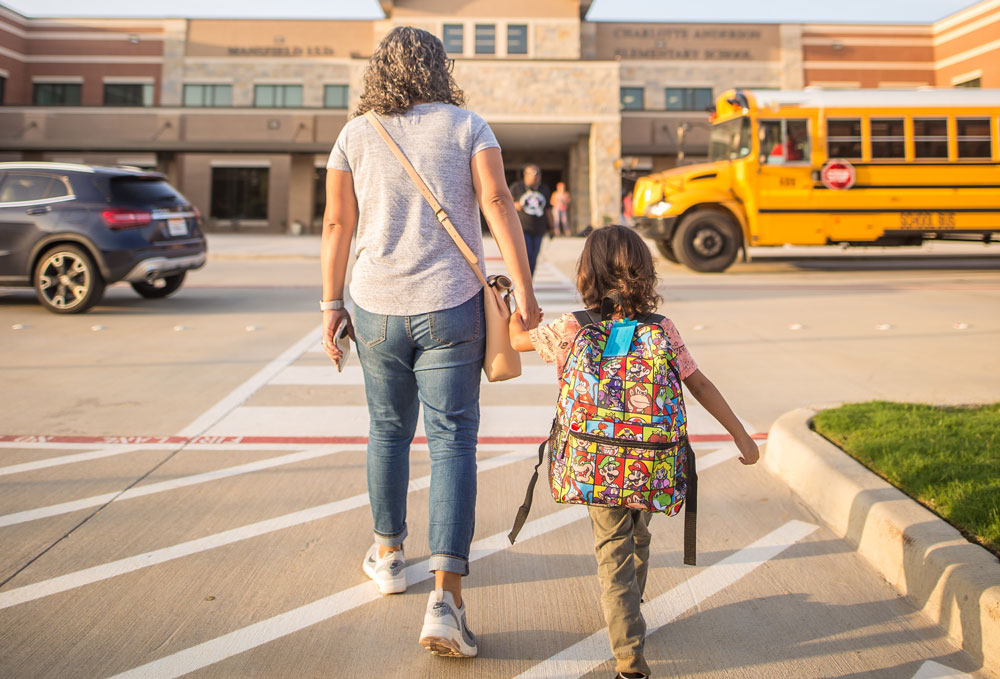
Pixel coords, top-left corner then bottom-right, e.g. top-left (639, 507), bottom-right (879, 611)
top-left (671, 210), bottom-right (741, 273)
top-left (131, 272), bottom-right (186, 299)
top-left (34, 245), bottom-right (106, 314)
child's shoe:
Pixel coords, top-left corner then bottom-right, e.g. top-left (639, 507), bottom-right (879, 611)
top-left (418, 588), bottom-right (478, 657)
top-left (362, 544), bottom-right (406, 594)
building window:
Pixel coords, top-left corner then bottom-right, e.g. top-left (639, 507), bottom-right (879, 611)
top-left (183, 84), bottom-right (232, 107)
top-left (827, 119), bottom-right (862, 158)
top-left (475, 24), bottom-right (495, 55)
top-left (955, 77), bottom-right (981, 88)
top-left (957, 118), bottom-right (992, 159)
top-left (665, 87), bottom-right (713, 111)
top-left (620, 87), bottom-right (644, 111)
top-left (104, 83), bottom-right (154, 106)
top-left (211, 167), bottom-right (269, 220)
top-left (759, 119), bottom-right (810, 164)
top-left (913, 118), bottom-right (948, 158)
top-left (507, 24), bottom-right (528, 55)
top-left (870, 118), bottom-right (905, 159)
top-left (254, 84), bottom-right (303, 108)
top-left (324, 85), bottom-right (349, 109)
top-left (443, 24), bottom-right (463, 54)
top-left (33, 83), bottom-right (82, 106)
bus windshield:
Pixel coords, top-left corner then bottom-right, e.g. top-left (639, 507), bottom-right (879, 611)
top-left (708, 117), bottom-right (753, 161)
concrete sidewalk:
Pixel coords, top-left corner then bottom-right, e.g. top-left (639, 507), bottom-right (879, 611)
top-left (766, 409), bottom-right (1000, 677)
top-left (206, 232), bottom-right (1000, 261)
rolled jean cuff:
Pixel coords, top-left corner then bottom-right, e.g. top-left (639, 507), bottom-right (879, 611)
top-left (428, 553), bottom-right (469, 576)
top-left (374, 524), bottom-right (407, 548)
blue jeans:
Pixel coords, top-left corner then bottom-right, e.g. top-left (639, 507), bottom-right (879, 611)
top-left (524, 232), bottom-right (544, 274)
top-left (353, 291), bottom-right (485, 575)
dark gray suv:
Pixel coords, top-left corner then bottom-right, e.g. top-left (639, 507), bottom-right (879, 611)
top-left (0, 162), bottom-right (207, 313)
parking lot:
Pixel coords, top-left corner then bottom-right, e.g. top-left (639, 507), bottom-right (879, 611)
top-left (1, 236), bottom-right (998, 678)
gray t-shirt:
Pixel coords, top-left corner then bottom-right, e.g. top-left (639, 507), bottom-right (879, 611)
top-left (327, 103), bottom-right (500, 316)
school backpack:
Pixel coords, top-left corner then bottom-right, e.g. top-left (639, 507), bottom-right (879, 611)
top-left (508, 307), bottom-right (698, 565)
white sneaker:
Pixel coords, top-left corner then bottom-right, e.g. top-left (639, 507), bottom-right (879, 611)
top-left (362, 544), bottom-right (407, 595)
top-left (418, 588), bottom-right (478, 657)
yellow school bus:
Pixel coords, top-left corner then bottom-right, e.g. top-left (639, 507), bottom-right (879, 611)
top-left (631, 88), bottom-right (1000, 272)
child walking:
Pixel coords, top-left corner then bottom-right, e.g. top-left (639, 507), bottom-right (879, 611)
top-left (509, 225), bottom-right (760, 679)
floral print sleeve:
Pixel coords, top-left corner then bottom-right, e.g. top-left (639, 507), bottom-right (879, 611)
top-left (661, 318), bottom-right (698, 379)
top-left (528, 313), bottom-right (582, 372)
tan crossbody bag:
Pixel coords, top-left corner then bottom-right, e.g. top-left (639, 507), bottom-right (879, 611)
top-left (364, 110), bottom-right (522, 382)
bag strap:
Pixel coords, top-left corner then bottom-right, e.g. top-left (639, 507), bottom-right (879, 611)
top-left (364, 110), bottom-right (489, 289)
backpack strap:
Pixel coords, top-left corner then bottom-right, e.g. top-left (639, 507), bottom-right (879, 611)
top-left (682, 439), bottom-right (698, 565)
top-left (572, 309), bottom-right (600, 328)
top-left (508, 427), bottom-right (552, 544)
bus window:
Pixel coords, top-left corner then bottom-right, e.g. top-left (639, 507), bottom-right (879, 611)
top-left (708, 117), bottom-right (752, 161)
top-left (827, 119), bottom-right (862, 159)
top-left (760, 120), bottom-right (809, 164)
top-left (957, 118), bottom-right (992, 159)
top-left (871, 119), bottom-right (905, 159)
top-left (914, 118), bottom-right (948, 159)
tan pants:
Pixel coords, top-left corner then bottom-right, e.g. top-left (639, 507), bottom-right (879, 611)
top-left (588, 506), bottom-right (653, 677)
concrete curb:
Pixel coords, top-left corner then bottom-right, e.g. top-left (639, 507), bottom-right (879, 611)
top-left (765, 408), bottom-right (1000, 676)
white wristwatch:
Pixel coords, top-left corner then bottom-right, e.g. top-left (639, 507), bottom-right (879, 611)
top-left (319, 299), bottom-right (345, 311)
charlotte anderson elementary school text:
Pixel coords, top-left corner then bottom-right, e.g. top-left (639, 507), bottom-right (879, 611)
top-left (1, 0), bottom-right (998, 234)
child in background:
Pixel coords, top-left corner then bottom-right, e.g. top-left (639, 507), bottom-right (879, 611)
top-left (552, 181), bottom-right (571, 236)
top-left (509, 225), bottom-right (760, 679)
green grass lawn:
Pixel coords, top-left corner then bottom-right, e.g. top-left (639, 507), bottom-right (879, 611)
top-left (811, 401), bottom-right (1000, 557)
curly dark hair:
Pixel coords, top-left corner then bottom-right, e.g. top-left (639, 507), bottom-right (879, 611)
top-left (353, 26), bottom-right (465, 117)
top-left (577, 225), bottom-right (661, 318)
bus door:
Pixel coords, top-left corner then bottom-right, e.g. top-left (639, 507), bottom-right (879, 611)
top-left (753, 119), bottom-right (819, 244)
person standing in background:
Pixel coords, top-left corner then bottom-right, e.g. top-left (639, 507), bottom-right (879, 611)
top-left (551, 181), bottom-right (571, 236)
top-left (509, 164), bottom-right (551, 274)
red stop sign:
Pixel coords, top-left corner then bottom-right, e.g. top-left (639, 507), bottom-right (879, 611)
top-left (821, 161), bottom-right (856, 190)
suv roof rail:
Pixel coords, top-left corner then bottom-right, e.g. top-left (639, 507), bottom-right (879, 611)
top-left (0, 161), bottom-right (96, 173)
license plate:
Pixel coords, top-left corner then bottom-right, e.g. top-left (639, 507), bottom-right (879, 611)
top-left (167, 217), bottom-right (188, 236)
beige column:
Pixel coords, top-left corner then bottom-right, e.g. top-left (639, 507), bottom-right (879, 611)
top-left (268, 155), bottom-right (292, 234)
top-left (568, 134), bottom-right (590, 232)
top-left (177, 154), bottom-right (212, 227)
top-left (589, 121), bottom-right (622, 228)
top-left (779, 24), bottom-right (805, 90)
top-left (287, 154), bottom-right (316, 235)
top-left (160, 20), bottom-right (187, 107)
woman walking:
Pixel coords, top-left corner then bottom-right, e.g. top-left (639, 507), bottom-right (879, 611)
top-left (320, 26), bottom-right (540, 658)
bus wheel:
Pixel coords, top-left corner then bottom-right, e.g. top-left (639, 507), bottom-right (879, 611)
top-left (672, 210), bottom-right (740, 273)
top-left (654, 239), bottom-right (680, 263)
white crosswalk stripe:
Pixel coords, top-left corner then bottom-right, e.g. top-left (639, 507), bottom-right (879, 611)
top-left (910, 661), bottom-right (975, 679)
top-left (103, 446), bottom-right (746, 679)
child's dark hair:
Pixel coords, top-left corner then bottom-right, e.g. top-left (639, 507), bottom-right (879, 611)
top-left (577, 225), bottom-right (661, 318)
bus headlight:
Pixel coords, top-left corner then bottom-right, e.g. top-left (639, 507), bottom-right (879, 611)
top-left (649, 201), bottom-right (672, 217)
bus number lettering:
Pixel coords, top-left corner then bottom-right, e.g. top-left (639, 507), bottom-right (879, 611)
top-left (779, 177), bottom-right (795, 187)
top-left (900, 211), bottom-right (957, 230)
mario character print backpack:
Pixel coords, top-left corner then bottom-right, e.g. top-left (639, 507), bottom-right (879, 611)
top-left (508, 306), bottom-right (699, 565)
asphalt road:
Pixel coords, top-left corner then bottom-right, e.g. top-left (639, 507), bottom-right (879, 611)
top-left (0, 236), bottom-right (997, 679)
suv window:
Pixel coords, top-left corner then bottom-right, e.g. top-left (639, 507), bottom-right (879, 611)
top-left (0, 172), bottom-right (70, 203)
top-left (110, 177), bottom-right (185, 205)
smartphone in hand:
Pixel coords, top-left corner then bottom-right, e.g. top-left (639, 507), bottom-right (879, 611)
top-left (334, 317), bottom-right (351, 373)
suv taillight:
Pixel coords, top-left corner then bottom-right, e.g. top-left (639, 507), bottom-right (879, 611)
top-left (102, 208), bottom-right (152, 229)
